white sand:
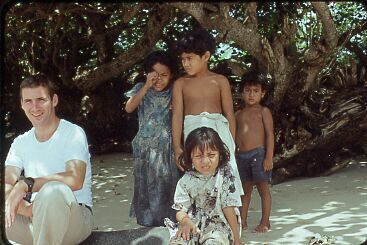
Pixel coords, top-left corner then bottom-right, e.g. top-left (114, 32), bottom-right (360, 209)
top-left (91, 153), bottom-right (367, 244)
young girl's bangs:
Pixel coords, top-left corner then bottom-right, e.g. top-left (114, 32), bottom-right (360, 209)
top-left (194, 138), bottom-right (218, 154)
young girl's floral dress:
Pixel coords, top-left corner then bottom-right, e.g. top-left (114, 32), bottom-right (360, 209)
top-left (170, 164), bottom-right (241, 244)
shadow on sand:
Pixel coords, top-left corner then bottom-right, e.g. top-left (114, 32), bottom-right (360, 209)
top-left (90, 154), bottom-right (367, 244)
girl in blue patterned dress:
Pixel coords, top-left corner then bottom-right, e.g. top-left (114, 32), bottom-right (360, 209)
top-left (169, 127), bottom-right (243, 244)
top-left (124, 51), bottom-right (180, 227)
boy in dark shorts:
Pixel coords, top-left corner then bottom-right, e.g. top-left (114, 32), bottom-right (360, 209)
top-left (235, 71), bottom-right (274, 233)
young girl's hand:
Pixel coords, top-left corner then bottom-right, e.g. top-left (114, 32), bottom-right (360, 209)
top-left (175, 218), bottom-right (198, 241)
top-left (145, 71), bottom-right (158, 88)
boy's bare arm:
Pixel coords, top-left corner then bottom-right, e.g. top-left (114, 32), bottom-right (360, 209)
top-left (234, 110), bottom-right (241, 146)
top-left (172, 78), bottom-right (185, 171)
top-left (220, 77), bottom-right (236, 139)
top-left (262, 107), bottom-right (274, 171)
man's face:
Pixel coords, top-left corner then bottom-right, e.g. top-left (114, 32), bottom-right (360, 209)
top-left (21, 86), bottom-right (58, 128)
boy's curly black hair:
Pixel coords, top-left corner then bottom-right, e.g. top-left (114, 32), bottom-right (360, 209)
top-left (175, 29), bottom-right (216, 57)
top-left (240, 70), bottom-right (269, 92)
top-left (179, 127), bottom-right (230, 171)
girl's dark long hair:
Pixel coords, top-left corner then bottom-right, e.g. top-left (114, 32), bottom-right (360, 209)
top-left (143, 50), bottom-right (179, 82)
top-left (179, 127), bottom-right (230, 171)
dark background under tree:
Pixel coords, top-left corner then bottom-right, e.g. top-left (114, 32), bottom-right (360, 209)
top-left (2, 2), bottom-right (367, 184)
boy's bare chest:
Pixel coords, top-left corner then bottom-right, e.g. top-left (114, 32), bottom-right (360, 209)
top-left (183, 80), bottom-right (220, 99)
top-left (240, 110), bottom-right (263, 125)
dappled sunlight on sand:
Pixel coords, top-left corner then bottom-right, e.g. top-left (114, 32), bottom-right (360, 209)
top-left (243, 159), bottom-right (367, 244)
top-left (91, 154), bottom-right (367, 244)
top-left (91, 153), bottom-right (142, 231)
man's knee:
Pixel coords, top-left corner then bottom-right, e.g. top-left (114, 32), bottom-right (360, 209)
top-left (34, 181), bottom-right (74, 205)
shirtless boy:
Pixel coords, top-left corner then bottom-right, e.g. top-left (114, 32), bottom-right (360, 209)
top-left (172, 29), bottom-right (243, 196)
top-left (235, 71), bottom-right (274, 233)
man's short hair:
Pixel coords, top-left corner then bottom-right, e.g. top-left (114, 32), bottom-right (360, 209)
top-left (240, 70), bottom-right (269, 92)
top-left (176, 29), bottom-right (216, 56)
top-left (20, 74), bottom-right (58, 99)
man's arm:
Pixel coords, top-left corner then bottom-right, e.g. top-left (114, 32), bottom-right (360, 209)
top-left (220, 76), bottom-right (236, 139)
top-left (5, 166), bottom-right (22, 198)
top-left (32, 159), bottom-right (87, 192)
top-left (5, 166), bottom-right (32, 227)
top-left (262, 107), bottom-right (274, 171)
top-left (5, 160), bottom-right (86, 228)
top-left (4, 166), bottom-right (31, 217)
top-left (172, 78), bottom-right (185, 171)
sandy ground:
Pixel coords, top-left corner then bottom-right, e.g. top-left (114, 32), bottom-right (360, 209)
top-left (91, 153), bottom-right (367, 245)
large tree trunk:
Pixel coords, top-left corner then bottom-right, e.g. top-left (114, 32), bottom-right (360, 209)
top-left (272, 87), bottom-right (367, 183)
top-left (171, 2), bottom-right (367, 183)
top-left (170, 2), bottom-right (338, 112)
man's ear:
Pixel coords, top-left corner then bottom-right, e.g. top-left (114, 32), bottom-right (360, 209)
top-left (52, 94), bottom-right (59, 107)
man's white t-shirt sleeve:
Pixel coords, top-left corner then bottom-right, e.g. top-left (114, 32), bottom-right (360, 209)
top-left (5, 137), bottom-right (24, 170)
top-left (63, 126), bottom-right (90, 164)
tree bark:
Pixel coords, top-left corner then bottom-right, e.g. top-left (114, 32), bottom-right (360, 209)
top-left (74, 5), bottom-right (175, 91)
top-left (171, 2), bottom-right (342, 113)
top-left (272, 87), bottom-right (367, 183)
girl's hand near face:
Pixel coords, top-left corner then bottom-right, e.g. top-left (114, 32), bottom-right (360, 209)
top-left (145, 71), bottom-right (158, 89)
top-left (125, 71), bottom-right (158, 113)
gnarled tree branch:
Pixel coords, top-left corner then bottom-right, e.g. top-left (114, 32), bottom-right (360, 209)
top-left (75, 5), bottom-right (175, 91)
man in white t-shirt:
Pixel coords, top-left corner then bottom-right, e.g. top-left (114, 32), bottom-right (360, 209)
top-left (5, 74), bottom-right (93, 245)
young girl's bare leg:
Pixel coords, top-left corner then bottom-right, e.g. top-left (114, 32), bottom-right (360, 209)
top-left (240, 181), bottom-right (254, 230)
top-left (253, 181), bottom-right (271, 233)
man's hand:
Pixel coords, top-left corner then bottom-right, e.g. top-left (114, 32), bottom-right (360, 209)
top-left (19, 202), bottom-right (33, 218)
top-left (5, 181), bottom-right (27, 228)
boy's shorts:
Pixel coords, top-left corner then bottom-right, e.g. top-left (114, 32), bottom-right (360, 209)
top-left (236, 146), bottom-right (272, 183)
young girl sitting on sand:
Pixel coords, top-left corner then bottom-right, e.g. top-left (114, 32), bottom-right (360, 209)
top-left (124, 50), bottom-right (180, 227)
top-left (167, 127), bottom-right (243, 244)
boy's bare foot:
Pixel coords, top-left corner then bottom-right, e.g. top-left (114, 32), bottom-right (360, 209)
top-left (242, 223), bottom-right (248, 230)
top-left (252, 224), bottom-right (270, 233)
